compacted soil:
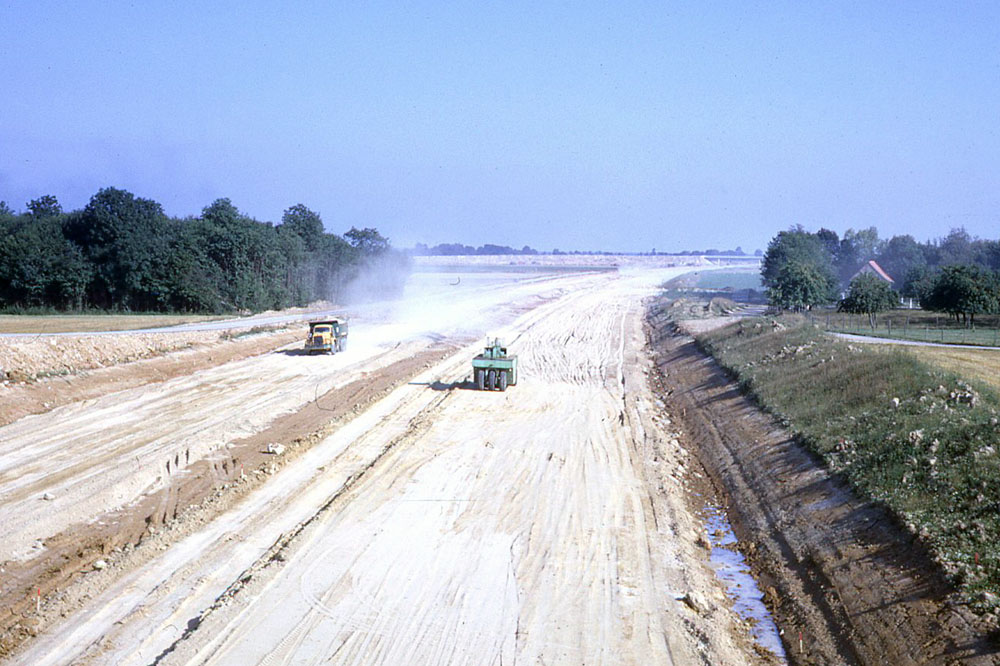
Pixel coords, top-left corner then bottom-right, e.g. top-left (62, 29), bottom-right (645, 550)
top-left (3, 269), bottom-right (765, 666)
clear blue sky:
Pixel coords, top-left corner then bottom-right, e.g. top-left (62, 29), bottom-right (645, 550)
top-left (2, 1), bottom-right (998, 253)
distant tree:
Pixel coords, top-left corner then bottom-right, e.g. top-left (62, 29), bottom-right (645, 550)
top-left (26, 195), bottom-right (63, 218)
top-left (875, 234), bottom-right (925, 286)
top-left (835, 227), bottom-right (882, 285)
top-left (766, 261), bottom-right (832, 312)
top-left (0, 217), bottom-right (90, 309)
top-left (815, 228), bottom-right (840, 258)
top-left (64, 187), bottom-right (171, 310)
top-left (280, 204), bottom-right (325, 252)
top-left (0, 201), bottom-right (14, 218)
top-left (761, 228), bottom-right (837, 307)
top-left (838, 274), bottom-right (898, 328)
top-left (923, 264), bottom-right (999, 327)
top-left (345, 227), bottom-right (390, 256)
top-left (901, 265), bottom-right (936, 302)
top-left (936, 228), bottom-right (975, 266)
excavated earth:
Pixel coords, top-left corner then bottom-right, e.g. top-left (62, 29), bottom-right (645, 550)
top-left (2, 267), bottom-right (996, 665)
top-left (649, 307), bottom-right (1000, 665)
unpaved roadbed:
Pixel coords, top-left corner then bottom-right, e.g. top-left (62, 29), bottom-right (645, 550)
top-left (0, 344), bottom-right (459, 658)
top-left (5, 269), bottom-right (767, 666)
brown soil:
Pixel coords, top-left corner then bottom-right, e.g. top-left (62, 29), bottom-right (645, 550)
top-left (0, 342), bottom-right (459, 658)
top-left (646, 315), bottom-right (1000, 664)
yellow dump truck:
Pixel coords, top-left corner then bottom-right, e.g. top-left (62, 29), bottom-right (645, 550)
top-left (305, 319), bottom-right (348, 354)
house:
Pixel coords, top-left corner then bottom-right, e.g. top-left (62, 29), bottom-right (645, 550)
top-left (852, 260), bottom-right (894, 285)
top-left (850, 259), bottom-right (914, 307)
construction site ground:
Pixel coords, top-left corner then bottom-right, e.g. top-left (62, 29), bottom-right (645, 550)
top-left (0, 263), bottom-right (994, 664)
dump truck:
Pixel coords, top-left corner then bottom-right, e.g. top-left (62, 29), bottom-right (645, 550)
top-left (472, 338), bottom-right (517, 391)
top-left (305, 319), bottom-right (348, 354)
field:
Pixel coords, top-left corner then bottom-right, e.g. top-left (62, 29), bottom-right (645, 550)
top-left (0, 313), bottom-right (223, 334)
top-left (818, 309), bottom-right (1000, 347)
top-left (908, 346), bottom-right (1000, 393)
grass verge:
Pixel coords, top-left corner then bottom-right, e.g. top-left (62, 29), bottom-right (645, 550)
top-left (692, 311), bottom-right (1000, 613)
top-left (0, 313), bottom-right (224, 334)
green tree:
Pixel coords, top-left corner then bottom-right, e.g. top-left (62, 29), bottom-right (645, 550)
top-left (875, 234), bottom-right (926, 286)
top-left (936, 228), bottom-right (975, 266)
top-left (761, 228), bottom-right (837, 309)
top-left (901, 265), bottom-right (936, 302)
top-left (923, 264), bottom-right (998, 327)
top-left (838, 273), bottom-right (897, 328)
top-left (766, 261), bottom-right (832, 312)
top-left (65, 187), bottom-right (171, 310)
top-left (280, 204), bottom-right (325, 252)
top-left (0, 217), bottom-right (90, 309)
top-left (26, 195), bottom-right (63, 219)
top-left (345, 227), bottom-right (390, 256)
top-left (835, 227), bottom-right (882, 285)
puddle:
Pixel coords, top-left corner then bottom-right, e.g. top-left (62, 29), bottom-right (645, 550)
top-left (702, 505), bottom-right (787, 662)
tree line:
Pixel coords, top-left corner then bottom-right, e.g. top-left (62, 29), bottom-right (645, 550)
top-left (0, 188), bottom-right (402, 314)
top-left (761, 226), bottom-right (1000, 326)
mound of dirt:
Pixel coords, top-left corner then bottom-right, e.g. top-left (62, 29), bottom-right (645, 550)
top-left (0, 332), bottom-right (223, 383)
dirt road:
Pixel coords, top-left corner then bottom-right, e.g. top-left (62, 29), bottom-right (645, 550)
top-left (4, 268), bottom-right (764, 665)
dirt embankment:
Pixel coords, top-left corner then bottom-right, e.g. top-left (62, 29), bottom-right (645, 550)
top-left (0, 335), bottom-right (459, 659)
top-left (0, 327), bottom-right (305, 427)
top-left (646, 309), bottom-right (1000, 665)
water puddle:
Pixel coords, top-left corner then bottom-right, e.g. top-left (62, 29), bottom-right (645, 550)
top-left (702, 505), bottom-right (787, 662)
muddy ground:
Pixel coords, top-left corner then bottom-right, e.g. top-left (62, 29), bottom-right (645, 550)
top-left (649, 307), bottom-right (1000, 665)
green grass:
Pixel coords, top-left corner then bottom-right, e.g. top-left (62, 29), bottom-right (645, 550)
top-left (0, 312), bottom-right (225, 334)
top-left (815, 310), bottom-right (1000, 347)
top-left (693, 312), bottom-right (1000, 612)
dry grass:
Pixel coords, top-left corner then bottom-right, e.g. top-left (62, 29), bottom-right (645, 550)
top-left (0, 314), bottom-right (223, 334)
top-left (908, 347), bottom-right (1000, 393)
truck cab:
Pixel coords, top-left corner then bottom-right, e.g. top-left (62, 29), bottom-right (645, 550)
top-left (305, 319), bottom-right (348, 354)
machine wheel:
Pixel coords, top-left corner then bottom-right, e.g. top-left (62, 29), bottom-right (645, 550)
top-left (498, 370), bottom-right (508, 391)
top-left (475, 369), bottom-right (485, 391)
top-left (487, 369), bottom-right (497, 391)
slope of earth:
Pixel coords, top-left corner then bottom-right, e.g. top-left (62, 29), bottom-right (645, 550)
top-left (656, 310), bottom-right (1000, 664)
top-left (0, 269), bottom-right (573, 656)
top-left (9, 269), bottom-right (765, 666)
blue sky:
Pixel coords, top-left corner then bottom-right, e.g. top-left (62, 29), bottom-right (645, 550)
top-left (2, 1), bottom-right (998, 252)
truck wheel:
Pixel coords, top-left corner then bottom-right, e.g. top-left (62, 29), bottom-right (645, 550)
top-left (339, 339), bottom-right (347, 351)
top-left (487, 369), bottom-right (496, 391)
top-left (499, 370), bottom-right (508, 391)
top-left (475, 369), bottom-right (485, 391)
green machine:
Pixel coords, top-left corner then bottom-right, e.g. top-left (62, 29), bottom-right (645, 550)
top-left (472, 338), bottom-right (518, 391)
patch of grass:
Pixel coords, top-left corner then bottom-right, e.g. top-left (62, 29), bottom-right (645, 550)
top-left (694, 312), bottom-right (1000, 612)
top-left (911, 348), bottom-right (1000, 394)
top-left (0, 313), bottom-right (224, 334)
top-left (815, 309), bottom-right (1000, 348)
